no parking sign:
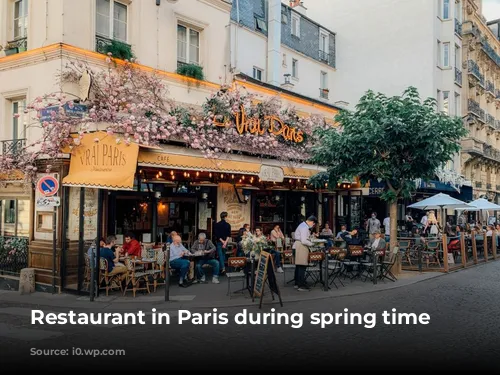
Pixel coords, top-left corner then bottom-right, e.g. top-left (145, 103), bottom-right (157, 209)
top-left (37, 175), bottom-right (59, 197)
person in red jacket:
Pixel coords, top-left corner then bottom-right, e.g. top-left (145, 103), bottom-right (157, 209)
top-left (122, 232), bottom-right (142, 258)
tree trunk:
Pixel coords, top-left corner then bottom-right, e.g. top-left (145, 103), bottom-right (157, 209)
top-left (389, 200), bottom-right (401, 275)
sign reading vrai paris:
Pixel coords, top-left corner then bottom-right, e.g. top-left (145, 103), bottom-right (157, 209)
top-left (62, 131), bottom-right (140, 190)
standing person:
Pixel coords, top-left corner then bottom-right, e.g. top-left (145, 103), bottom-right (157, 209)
top-left (213, 211), bottom-right (231, 275)
top-left (366, 212), bottom-right (381, 240)
top-left (292, 216), bottom-right (317, 292)
top-left (405, 211), bottom-right (414, 232)
top-left (383, 216), bottom-right (390, 243)
top-left (255, 227), bottom-right (283, 273)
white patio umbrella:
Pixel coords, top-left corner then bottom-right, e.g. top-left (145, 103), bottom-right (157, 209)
top-left (467, 198), bottom-right (500, 225)
top-left (408, 193), bottom-right (474, 227)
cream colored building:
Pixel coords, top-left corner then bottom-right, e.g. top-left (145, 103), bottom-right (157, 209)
top-left (460, 0), bottom-right (500, 202)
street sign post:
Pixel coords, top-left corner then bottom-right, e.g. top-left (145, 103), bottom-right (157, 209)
top-left (37, 176), bottom-right (59, 197)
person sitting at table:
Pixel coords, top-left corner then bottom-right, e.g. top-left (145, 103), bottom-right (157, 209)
top-left (255, 227), bottom-right (283, 273)
top-left (270, 224), bottom-right (285, 249)
top-left (320, 223), bottom-right (334, 247)
top-left (169, 235), bottom-right (191, 288)
top-left (369, 230), bottom-right (386, 252)
top-left (167, 231), bottom-right (178, 244)
top-left (100, 235), bottom-right (128, 283)
top-left (191, 232), bottom-right (220, 284)
top-left (336, 225), bottom-right (349, 239)
top-left (122, 232), bottom-right (142, 258)
top-left (341, 228), bottom-right (362, 245)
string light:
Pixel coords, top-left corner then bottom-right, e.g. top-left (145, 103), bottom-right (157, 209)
top-left (239, 179), bottom-right (242, 183)
top-left (170, 170), bottom-right (174, 176)
top-left (289, 179), bottom-right (292, 184)
top-left (172, 175), bottom-right (175, 180)
top-left (220, 174), bottom-right (224, 178)
top-left (242, 176), bottom-right (245, 180)
top-left (209, 172), bottom-right (212, 178)
top-left (196, 171), bottom-right (199, 177)
top-left (231, 174), bottom-right (235, 179)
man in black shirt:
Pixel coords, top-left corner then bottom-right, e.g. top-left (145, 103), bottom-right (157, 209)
top-left (213, 211), bottom-right (231, 275)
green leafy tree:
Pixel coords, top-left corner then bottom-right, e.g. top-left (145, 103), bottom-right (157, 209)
top-left (309, 87), bottom-right (468, 257)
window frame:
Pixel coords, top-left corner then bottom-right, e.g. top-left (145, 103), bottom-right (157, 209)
top-left (253, 67), bottom-right (263, 81)
top-left (13, 0), bottom-right (28, 40)
top-left (442, 91), bottom-right (450, 115)
top-left (454, 92), bottom-right (461, 116)
top-left (443, 42), bottom-right (450, 67)
top-left (96, 0), bottom-right (129, 42)
top-left (177, 23), bottom-right (201, 66)
top-left (319, 30), bottom-right (329, 53)
top-left (291, 13), bottom-right (301, 38)
top-left (320, 71), bottom-right (328, 90)
top-left (442, 0), bottom-right (450, 20)
top-left (11, 98), bottom-right (27, 140)
top-left (292, 58), bottom-right (299, 79)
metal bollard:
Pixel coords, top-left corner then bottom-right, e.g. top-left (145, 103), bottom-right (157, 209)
top-left (164, 243), bottom-right (170, 302)
top-left (372, 251), bottom-right (378, 285)
top-left (90, 248), bottom-right (95, 302)
top-left (418, 245), bottom-right (423, 273)
top-left (324, 247), bottom-right (329, 291)
top-left (251, 253), bottom-right (255, 302)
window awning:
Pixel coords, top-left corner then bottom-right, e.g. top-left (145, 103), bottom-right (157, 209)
top-left (0, 169), bottom-right (25, 182)
top-left (137, 146), bottom-right (325, 180)
top-left (62, 131), bottom-right (140, 190)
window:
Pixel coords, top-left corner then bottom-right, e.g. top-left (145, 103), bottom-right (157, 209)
top-left (292, 59), bottom-right (298, 78)
top-left (320, 71), bottom-right (328, 89)
top-left (96, 0), bottom-right (128, 42)
top-left (255, 16), bottom-right (267, 32)
top-left (319, 30), bottom-right (329, 62)
top-left (253, 67), bottom-right (263, 81)
top-left (177, 24), bottom-right (200, 65)
top-left (454, 45), bottom-right (460, 68)
top-left (455, 1), bottom-right (462, 22)
top-left (13, 0), bottom-right (28, 39)
top-left (454, 92), bottom-right (461, 116)
top-left (443, 91), bottom-right (449, 114)
top-left (442, 0), bottom-right (450, 19)
top-left (11, 99), bottom-right (26, 140)
top-left (282, 53), bottom-right (287, 67)
top-left (443, 42), bottom-right (450, 67)
top-left (291, 13), bottom-right (300, 37)
top-left (437, 40), bottom-right (441, 67)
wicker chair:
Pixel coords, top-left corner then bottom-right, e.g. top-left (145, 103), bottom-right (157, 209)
top-left (99, 258), bottom-right (123, 296)
top-left (123, 258), bottom-right (151, 297)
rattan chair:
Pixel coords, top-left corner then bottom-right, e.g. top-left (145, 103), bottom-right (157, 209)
top-left (123, 258), bottom-right (151, 297)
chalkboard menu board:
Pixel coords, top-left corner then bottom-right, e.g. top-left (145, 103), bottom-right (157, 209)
top-left (253, 250), bottom-right (283, 308)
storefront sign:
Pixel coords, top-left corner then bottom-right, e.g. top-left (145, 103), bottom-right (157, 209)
top-left (214, 106), bottom-right (304, 143)
top-left (68, 187), bottom-right (98, 241)
top-left (39, 103), bottom-right (88, 122)
top-left (258, 165), bottom-right (284, 183)
top-left (62, 132), bottom-right (140, 190)
top-left (217, 183), bottom-right (251, 229)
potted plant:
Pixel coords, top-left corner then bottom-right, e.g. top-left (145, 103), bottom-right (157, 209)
top-left (2, 42), bottom-right (19, 56)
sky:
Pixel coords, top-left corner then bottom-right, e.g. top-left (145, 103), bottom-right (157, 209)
top-left (483, 0), bottom-right (500, 21)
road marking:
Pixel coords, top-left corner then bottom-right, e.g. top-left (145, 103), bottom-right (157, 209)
top-left (0, 323), bottom-right (63, 341)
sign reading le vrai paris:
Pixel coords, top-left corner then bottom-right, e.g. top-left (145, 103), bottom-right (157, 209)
top-left (62, 132), bottom-right (140, 190)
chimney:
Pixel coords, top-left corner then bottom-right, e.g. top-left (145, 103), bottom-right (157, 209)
top-left (267, 0), bottom-right (281, 86)
top-left (289, 0), bottom-right (307, 16)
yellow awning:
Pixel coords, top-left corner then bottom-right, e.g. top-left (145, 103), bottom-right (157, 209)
top-left (0, 169), bottom-right (25, 182)
top-left (137, 149), bottom-right (324, 180)
top-left (62, 131), bottom-right (140, 190)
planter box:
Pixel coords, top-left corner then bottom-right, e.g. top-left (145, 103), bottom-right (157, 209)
top-left (4, 47), bottom-right (18, 56)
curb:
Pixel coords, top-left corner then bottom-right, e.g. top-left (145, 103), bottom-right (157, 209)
top-left (0, 271), bottom-right (447, 310)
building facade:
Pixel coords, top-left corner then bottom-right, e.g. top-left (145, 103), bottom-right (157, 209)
top-left (0, 0), bottom-right (341, 292)
top-left (460, 0), bottom-right (500, 202)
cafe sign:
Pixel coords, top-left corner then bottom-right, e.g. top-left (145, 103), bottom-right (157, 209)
top-left (215, 105), bottom-right (304, 143)
top-left (62, 131), bottom-right (140, 190)
top-left (258, 165), bottom-right (284, 183)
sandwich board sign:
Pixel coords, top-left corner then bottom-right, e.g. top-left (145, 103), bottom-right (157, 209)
top-left (253, 250), bottom-right (283, 309)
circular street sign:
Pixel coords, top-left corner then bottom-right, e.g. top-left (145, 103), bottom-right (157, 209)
top-left (37, 176), bottom-right (60, 197)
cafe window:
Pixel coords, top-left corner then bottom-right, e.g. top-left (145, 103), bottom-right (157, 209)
top-left (96, 0), bottom-right (128, 42)
top-left (0, 199), bottom-right (30, 237)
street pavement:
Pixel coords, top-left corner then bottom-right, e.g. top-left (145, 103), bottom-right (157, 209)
top-left (1, 262), bottom-right (500, 371)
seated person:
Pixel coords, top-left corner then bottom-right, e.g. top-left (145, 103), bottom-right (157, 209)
top-left (121, 232), bottom-right (142, 258)
top-left (369, 230), bottom-right (386, 252)
top-left (341, 228), bottom-right (362, 245)
top-left (255, 227), bottom-right (283, 273)
top-left (320, 223), bottom-right (334, 247)
top-left (169, 235), bottom-right (191, 288)
top-left (270, 224), bottom-right (285, 249)
top-left (100, 235), bottom-right (128, 281)
top-left (336, 225), bottom-right (349, 239)
top-left (191, 233), bottom-right (220, 284)
top-left (167, 231), bottom-right (178, 244)
top-left (236, 224), bottom-right (250, 243)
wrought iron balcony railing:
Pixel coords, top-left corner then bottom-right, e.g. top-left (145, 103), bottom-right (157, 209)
top-left (496, 89), bottom-right (500, 100)
top-left (95, 35), bottom-right (132, 58)
top-left (1, 139), bottom-right (26, 156)
top-left (318, 50), bottom-right (330, 64)
top-left (468, 99), bottom-right (485, 122)
top-left (481, 38), bottom-right (500, 67)
top-left (455, 19), bottom-right (462, 36)
top-left (5, 37), bottom-right (27, 54)
top-left (319, 88), bottom-right (329, 99)
top-left (486, 80), bottom-right (495, 93)
top-left (483, 144), bottom-right (500, 163)
top-left (487, 183), bottom-right (492, 190)
top-left (468, 60), bottom-right (485, 87)
top-left (476, 181), bottom-right (483, 188)
top-left (486, 113), bottom-right (495, 127)
top-left (454, 67), bottom-right (462, 85)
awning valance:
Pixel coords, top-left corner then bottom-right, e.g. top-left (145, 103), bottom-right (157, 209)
top-left (0, 169), bottom-right (25, 182)
top-left (137, 146), bottom-right (325, 180)
top-left (62, 131), bottom-right (140, 190)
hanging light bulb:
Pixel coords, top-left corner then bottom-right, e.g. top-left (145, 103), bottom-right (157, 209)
top-left (170, 170), bottom-right (174, 176)
top-left (139, 169), bottom-right (143, 174)
top-left (196, 171), bottom-right (199, 177)
top-left (231, 174), bottom-right (235, 179)
top-left (242, 176), bottom-right (245, 180)
top-left (159, 171), bottom-right (162, 177)
top-left (325, 183), bottom-right (328, 188)
top-left (239, 179), bottom-right (242, 183)
top-left (220, 174), bottom-right (224, 178)
top-left (289, 179), bottom-right (292, 184)
top-left (209, 172), bottom-right (212, 178)
top-left (183, 172), bottom-right (187, 177)
top-left (172, 175), bottom-right (175, 180)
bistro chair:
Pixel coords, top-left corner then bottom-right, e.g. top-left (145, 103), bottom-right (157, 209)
top-left (342, 245), bottom-right (364, 280)
top-left (123, 258), bottom-right (151, 297)
top-left (381, 246), bottom-right (399, 282)
top-left (305, 252), bottom-right (324, 286)
top-left (360, 249), bottom-right (385, 282)
top-left (328, 248), bottom-right (346, 288)
top-left (99, 258), bottom-right (123, 296)
top-left (282, 249), bottom-right (295, 286)
top-left (145, 250), bottom-right (165, 292)
top-left (398, 239), bottom-right (412, 265)
top-left (226, 257), bottom-right (247, 299)
top-left (423, 240), bottom-right (441, 268)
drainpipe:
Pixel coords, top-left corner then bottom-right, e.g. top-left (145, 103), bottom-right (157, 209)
top-left (234, 0), bottom-right (240, 73)
top-left (267, 0), bottom-right (281, 86)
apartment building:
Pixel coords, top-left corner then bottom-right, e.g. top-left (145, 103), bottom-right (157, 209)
top-left (460, 0), bottom-right (500, 201)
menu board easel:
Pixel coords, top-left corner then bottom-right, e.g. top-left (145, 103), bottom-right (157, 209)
top-left (253, 250), bottom-right (283, 309)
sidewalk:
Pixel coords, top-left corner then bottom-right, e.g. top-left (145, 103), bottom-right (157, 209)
top-left (0, 271), bottom-right (443, 311)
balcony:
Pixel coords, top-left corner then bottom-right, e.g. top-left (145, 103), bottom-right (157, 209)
top-left (318, 50), bottom-right (330, 64)
top-left (319, 88), bottom-right (329, 100)
top-left (487, 183), bottom-right (492, 190)
top-left (486, 80), bottom-right (495, 94)
top-left (454, 67), bottom-right (462, 86)
top-left (483, 144), bottom-right (500, 163)
top-left (468, 99), bottom-right (485, 122)
top-left (462, 21), bottom-right (479, 37)
top-left (496, 89), bottom-right (500, 101)
top-left (461, 138), bottom-right (484, 155)
top-left (4, 37), bottom-right (27, 56)
top-left (476, 181), bottom-right (483, 189)
top-left (486, 113), bottom-right (495, 129)
top-left (455, 19), bottom-right (462, 36)
top-left (481, 37), bottom-right (500, 67)
top-left (1, 139), bottom-right (26, 156)
top-left (95, 35), bottom-right (133, 60)
top-left (467, 60), bottom-right (485, 87)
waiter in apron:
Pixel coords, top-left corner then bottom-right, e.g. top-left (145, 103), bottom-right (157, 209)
top-left (293, 215), bottom-right (317, 292)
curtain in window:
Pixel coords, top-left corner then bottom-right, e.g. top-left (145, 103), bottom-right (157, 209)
top-left (96, 0), bottom-right (111, 37)
top-left (177, 25), bottom-right (187, 63)
top-left (113, 2), bottom-right (127, 41)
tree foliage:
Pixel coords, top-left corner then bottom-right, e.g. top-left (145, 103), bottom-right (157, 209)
top-left (309, 87), bottom-right (468, 202)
